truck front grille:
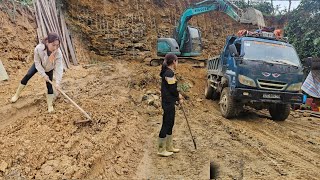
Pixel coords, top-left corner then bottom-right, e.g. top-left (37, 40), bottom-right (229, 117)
top-left (257, 79), bottom-right (287, 91)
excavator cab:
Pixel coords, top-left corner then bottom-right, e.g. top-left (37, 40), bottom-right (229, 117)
top-left (181, 26), bottom-right (203, 57)
top-left (157, 26), bottom-right (202, 57)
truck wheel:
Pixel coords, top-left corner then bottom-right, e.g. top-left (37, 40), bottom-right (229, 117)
top-left (205, 80), bottom-right (219, 100)
top-left (219, 88), bottom-right (236, 119)
top-left (269, 104), bottom-right (291, 121)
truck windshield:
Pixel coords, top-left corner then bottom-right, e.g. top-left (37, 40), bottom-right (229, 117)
top-left (243, 40), bottom-right (301, 66)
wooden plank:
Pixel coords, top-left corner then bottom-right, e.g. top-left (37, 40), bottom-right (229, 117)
top-left (39, 0), bottom-right (56, 33)
top-left (61, 13), bottom-right (78, 65)
top-left (63, 21), bottom-right (78, 65)
top-left (0, 60), bottom-right (9, 81)
top-left (48, 1), bottom-right (71, 68)
top-left (44, 0), bottom-right (70, 68)
top-left (46, 0), bottom-right (59, 33)
top-left (33, 0), bottom-right (42, 43)
top-left (36, 0), bottom-right (47, 38)
top-left (59, 13), bottom-right (70, 63)
top-left (49, 0), bottom-right (63, 36)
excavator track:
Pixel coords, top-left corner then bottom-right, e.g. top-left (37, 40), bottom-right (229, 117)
top-left (149, 58), bottom-right (207, 68)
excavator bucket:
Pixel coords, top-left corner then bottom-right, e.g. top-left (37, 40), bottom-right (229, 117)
top-left (240, 7), bottom-right (265, 28)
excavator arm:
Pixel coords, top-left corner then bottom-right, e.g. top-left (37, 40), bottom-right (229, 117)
top-left (154, 0), bottom-right (265, 60)
top-left (175, 0), bottom-right (266, 51)
top-left (176, 0), bottom-right (241, 50)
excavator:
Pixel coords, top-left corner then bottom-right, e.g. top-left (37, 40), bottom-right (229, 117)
top-left (150, 0), bottom-right (265, 66)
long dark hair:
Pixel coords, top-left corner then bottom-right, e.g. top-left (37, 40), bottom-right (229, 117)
top-left (160, 54), bottom-right (177, 77)
top-left (41, 32), bottom-right (60, 50)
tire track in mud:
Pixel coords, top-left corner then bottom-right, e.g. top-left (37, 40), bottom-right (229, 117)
top-left (136, 95), bottom-right (320, 179)
top-left (0, 97), bottom-right (42, 131)
top-left (201, 100), bottom-right (320, 179)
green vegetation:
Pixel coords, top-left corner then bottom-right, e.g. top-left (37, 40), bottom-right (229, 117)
top-left (285, 0), bottom-right (320, 58)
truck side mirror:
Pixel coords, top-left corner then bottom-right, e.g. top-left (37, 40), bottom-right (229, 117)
top-left (229, 44), bottom-right (239, 57)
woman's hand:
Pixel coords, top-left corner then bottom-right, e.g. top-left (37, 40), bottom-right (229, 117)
top-left (179, 93), bottom-right (184, 100)
top-left (48, 50), bottom-right (57, 63)
top-left (179, 93), bottom-right (184, 104)
top-left (55, 84), bottom-right (61, 90)
top-left (44, 76), bottom-right (50, 82)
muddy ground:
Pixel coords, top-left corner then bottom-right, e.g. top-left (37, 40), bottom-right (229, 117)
top-left (1, 58), bottom-right (319, 179)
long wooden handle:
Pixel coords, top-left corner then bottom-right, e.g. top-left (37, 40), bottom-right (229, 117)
top-left (48, 79), bottom-right (92, 120)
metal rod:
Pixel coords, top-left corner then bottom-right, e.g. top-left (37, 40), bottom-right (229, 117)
top-left (180, 104), bottom-right (197, 150)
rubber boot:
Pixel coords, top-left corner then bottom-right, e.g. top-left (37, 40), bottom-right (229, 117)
top-left (166, 135), bottom-right (180, 153)
top-left (47, 94), bottom-right (54, 113)
top-left (157, 137), bottom-right (173, 157)
top-left (11, 84), bottom-right (26, 103)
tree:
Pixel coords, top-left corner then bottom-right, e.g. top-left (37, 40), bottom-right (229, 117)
top-left (288, 0), bottom-right (292, 12)
top-left (285, 0), bottom-right (320, 58)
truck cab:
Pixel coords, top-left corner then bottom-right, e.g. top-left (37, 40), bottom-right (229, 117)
top-left (205, 33), bottom-right (304, 121)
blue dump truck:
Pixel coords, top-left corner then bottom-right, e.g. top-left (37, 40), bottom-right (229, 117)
top-left (205, 31), bottom-right (304, 121)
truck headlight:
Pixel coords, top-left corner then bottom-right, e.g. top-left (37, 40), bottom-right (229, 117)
top-left (238, 75), bottom-right (256, 87)
top-left (287, 82), bottom-right (302, 91)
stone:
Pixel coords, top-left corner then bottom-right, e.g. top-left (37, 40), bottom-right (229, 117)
top-left (303, 112), bottom-right (311, 117)
top-left (48, 138), bottom-right (56, 143)
top-left (0, 61), bottom-right (9, 81)
top-left (142, 95), bottom-right (148, 101)
top-left (0, 161), bottom-right (8, 172)
top-left (153, 101), bottom-right (161, 108)
top-left (293, 114), bottom-right (300, 118)
top-left (147, 99), bottom-right (154, 106)
top-left (152, 94), bottom-right (160, 100)
top-left (41, 165), bottom-right (53, 175)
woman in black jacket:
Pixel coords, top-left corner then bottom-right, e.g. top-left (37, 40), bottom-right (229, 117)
top-left (158, 54), bottom-right (183, 157)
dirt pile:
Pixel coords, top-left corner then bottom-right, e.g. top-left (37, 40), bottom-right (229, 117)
top-left (63, 0), bottom-right (259, 59)
top-left (0, 2), bottom-right (36, 73)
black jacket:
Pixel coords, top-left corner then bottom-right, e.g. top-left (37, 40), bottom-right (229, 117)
top-left (160, 66), bottom-right (179, 103)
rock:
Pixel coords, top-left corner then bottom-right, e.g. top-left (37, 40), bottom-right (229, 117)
top-left (147, 97), bottom-right (155, 106)
top-left (151, 94), bottom-right (160, 100)
top-left (146, 90), bottom-right (157, 95)
top-left (146, 90), bottom-right (153, 95)
top-left (142, 95), bottom-right (148, 101)
top-left (41, 164), bottom-right (53, 175)
top-left (303, 112), bottom-right (311, 117)
top-left (133, 43), bottom-right (144, 48)
top-left (143, 57), bottom-right (152, 63)
top-left (293, 114), bottom-right (300, 118)
top-left (0, 161), bottom-right (8, 172)
top-left (48, 138), bottom-right (56, 143)
top-left (196, 98), bottom-right (203, 102)
top-left (153, 101), bottom-right (161, 108)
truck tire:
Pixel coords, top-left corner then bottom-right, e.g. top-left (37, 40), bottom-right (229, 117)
top-left (205, 80), bottom-right (219, 100)
top-left (268, 104), bottom-right (291, 121)
top-left (219, 88), bottom-right (236, 119)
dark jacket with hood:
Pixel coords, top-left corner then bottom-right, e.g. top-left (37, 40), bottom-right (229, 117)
top-left (160, 65), bottom-right (179, 103)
